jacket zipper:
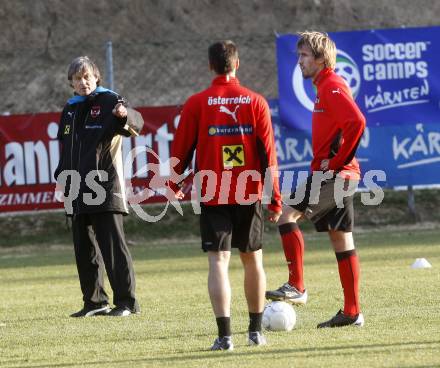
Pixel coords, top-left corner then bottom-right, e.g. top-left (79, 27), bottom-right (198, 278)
top-left (75, 111), bottom-right (89, 212)
top-left (70, 108), bottom-right (78, 213)
top-left (70, 109), bottom-right (75, 173)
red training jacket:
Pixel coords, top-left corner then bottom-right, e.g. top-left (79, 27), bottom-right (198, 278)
top-left (170, 75), bottom-right (282, 213)
top-left (312, 68), bottom-right (366, 179)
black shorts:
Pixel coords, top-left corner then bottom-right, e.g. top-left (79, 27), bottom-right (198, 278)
top-left (200, 202), bottom-right (263, 253)
top-left (287, 174), bottom-right (358, 233)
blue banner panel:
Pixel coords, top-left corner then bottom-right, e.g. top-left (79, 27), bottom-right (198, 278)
top-left (269, 99), bottom-right (440, 189)
top-left (276, 26), bottom-right (440, 131)
top-left (358, 122), bottom-right (440, 187)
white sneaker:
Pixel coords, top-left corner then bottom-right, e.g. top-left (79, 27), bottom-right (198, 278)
top-left (317, 310), bottom-right (365, 328)
top-left (211, 336), bottom-right (234, 351)
top-left (248, 331), bottom-right (267, 346)
top-left (266, 283), bottom-right (308, 305)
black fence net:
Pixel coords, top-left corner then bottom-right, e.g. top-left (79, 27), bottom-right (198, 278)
top-left (0, 35), bottom-right (281, 114)
top-left (110, 35), bottom-right (279, 107)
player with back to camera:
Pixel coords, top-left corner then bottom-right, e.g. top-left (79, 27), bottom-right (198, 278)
top-left (169, 40), bottom-right (282, 350)
top-left (55, 56), bottom-right (144, 317)
top-left (266, 31), bottom-right (366, 328)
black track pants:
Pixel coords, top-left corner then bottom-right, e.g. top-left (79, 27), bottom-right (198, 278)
top-left (71, 212), bottom-right (139, 312)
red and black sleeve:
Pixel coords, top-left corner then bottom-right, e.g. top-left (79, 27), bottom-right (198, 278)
top-left (169, 98), bottom-right (199, 192)
top-left (255, 97), bottom-right (282, 213)
top-left (326, 88), bottom-right (366, 171)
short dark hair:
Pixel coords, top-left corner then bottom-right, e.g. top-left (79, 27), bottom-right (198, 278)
top-left (208, 41), bottom-right (238, 75)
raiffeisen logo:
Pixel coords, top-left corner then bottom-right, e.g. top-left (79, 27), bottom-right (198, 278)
top-left (292, 49), bottom-right (361, 112)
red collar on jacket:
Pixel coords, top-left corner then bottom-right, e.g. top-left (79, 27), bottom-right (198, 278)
top-left (313, 67), bottom-right (333, 87)
top-left (212, 75), bottom-right (240, 86)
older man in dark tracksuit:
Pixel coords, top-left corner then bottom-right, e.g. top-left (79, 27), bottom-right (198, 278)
top-left (55, 56), bottom-right (144, 317)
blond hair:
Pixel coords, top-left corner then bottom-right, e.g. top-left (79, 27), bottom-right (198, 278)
top-left (297, 31), bottom-right (336, 69)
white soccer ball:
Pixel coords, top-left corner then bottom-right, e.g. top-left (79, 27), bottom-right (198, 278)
top-left (262, 301), bottom-right (296, 331)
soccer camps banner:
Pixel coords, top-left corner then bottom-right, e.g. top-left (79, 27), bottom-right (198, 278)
top-left (277, 26), bottom-right (440, 131)
top-left (276, 26), bottom-right (440, 187)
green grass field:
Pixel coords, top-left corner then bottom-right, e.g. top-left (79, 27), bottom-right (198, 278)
top-left (1, 227), bottom-right (439, 368)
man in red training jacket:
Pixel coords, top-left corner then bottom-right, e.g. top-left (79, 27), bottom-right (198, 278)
top-left (169, 40), bottom-right (282, 350)
top-left (266, 31), bottom-right (366, 328)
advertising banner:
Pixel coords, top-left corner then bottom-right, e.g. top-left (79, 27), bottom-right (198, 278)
top-left (0, 106), bottom-right (183, 213)
top-left (276, 26), bottom-right (440, 131)
top-left (269, 98), bottom-right (440, 189)
top-left (2, 86), bottom-right (440, 213)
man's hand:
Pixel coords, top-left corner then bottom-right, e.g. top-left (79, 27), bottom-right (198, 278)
top-left (320, 159), bottom-right (330, 171)
top-left (174, 189), bottom-right (185, 200)
top-left (112, 103), bottom-right (127, 119)
top-left (165, 185), bottom-right (185, 201)
top-left (268, 210), bottom-right (282, 223)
